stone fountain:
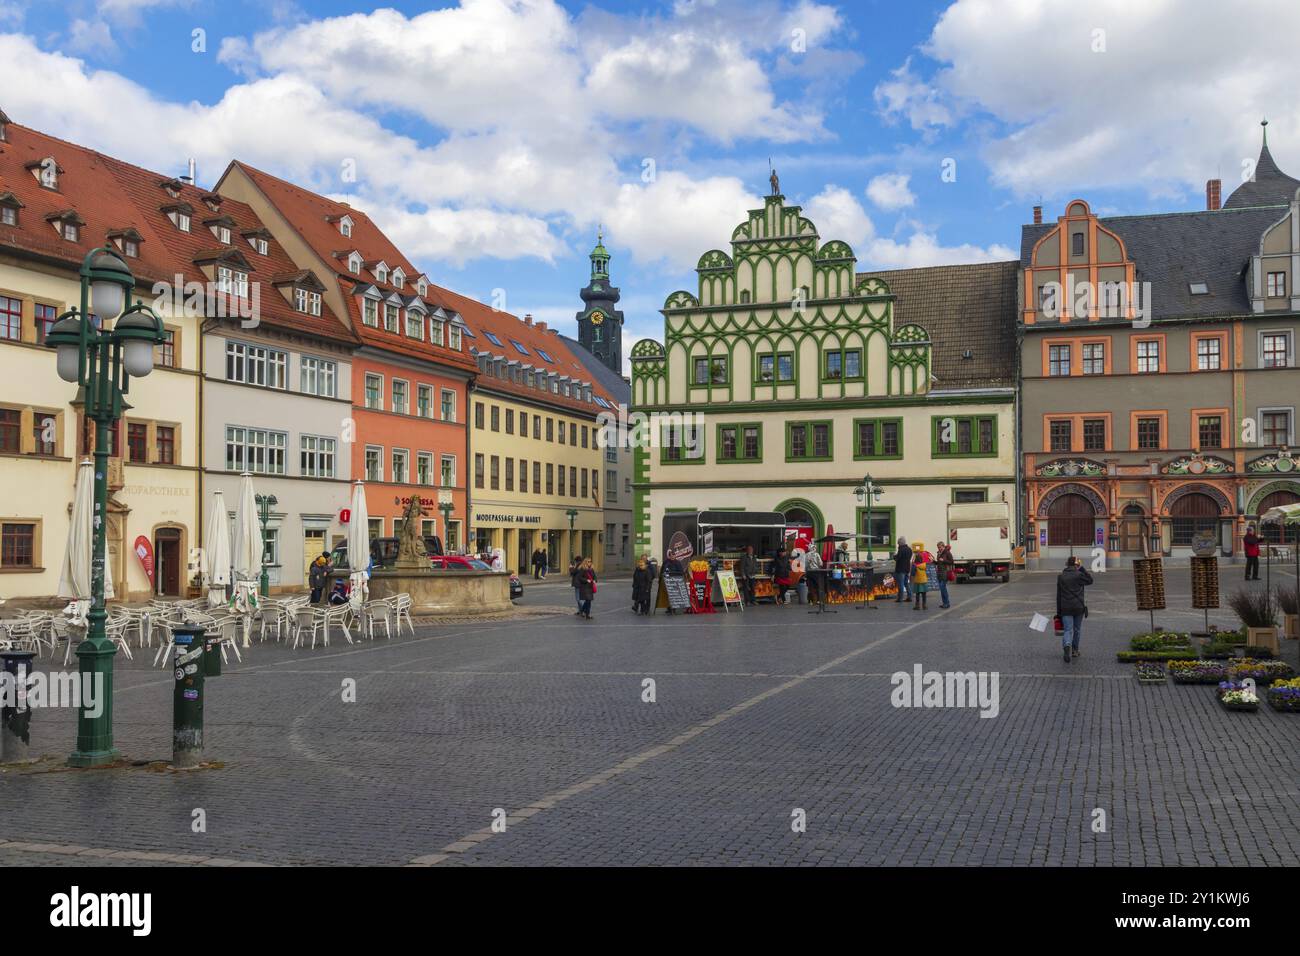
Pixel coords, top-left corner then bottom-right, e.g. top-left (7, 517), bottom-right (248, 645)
top-left (365, 496), bottom-right (512, 616)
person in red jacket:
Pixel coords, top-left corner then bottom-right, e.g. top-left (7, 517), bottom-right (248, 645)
top-left (1243, 524), bottom-right (1262, 581)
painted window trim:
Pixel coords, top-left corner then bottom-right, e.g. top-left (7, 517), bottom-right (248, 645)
top-left (1129, 333), bottom-right (1168, 374)
top-left (950, 487), bottom-right (990, 503)
top-left (1190, 330), bottom-right (1228, 372)
top-left (1129, 409), bottom-right (1169, 451)
top-left (715, 421), bottom-right (763, 464)
top-left (852, 416), bottom-right (904, 460)
top-left (1190, 407), bottom-right (1231, 452)
top-left (659, 422), bottom-right (706, 465)
top-left (753, 350), bottom-right (796, 386)
top-left (854, 504), bottom-right (896, 556)
top-left (785, 420), bottom-right (835, 462)
top-left (820, 347), bottom-right (864, 383)
top-left (931, 414), bottom-right (998, 459)
top-left (1256, 405), bottom-right (1296, 446)
top-left (1257, 328), bottom-right (1295, 368)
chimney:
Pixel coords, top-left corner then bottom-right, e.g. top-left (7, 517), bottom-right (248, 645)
top-left (524, 313), bottom-right (533, 325)
top-left (535, 321), bottom-right (547, 332)
top-left (1206, 179), bottom-right (1222, 211)
top-left (1032, 205), bottom-right (1043, 225)
top-left (180, 157), bottom-right (197, 185)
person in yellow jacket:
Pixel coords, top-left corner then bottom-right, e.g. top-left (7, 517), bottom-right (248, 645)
top-left (910, 540), bottom-right (933, 611)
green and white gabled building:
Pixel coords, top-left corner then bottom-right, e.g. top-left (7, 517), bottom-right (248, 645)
top-left (630, 183), bottom-right (1020, 559)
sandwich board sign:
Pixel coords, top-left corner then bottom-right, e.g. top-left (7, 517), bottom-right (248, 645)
top-left (716, 569), bottom-right (743, 612)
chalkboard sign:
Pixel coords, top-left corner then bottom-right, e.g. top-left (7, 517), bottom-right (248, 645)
top-left (656, 573), bottom-right (693, 613)
top-left (847, 566), bottom-right (874, 592)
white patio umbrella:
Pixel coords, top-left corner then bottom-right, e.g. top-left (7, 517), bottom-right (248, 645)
top-left (1260, 501), bottom-right (1300, 590)
top-left (204, 489), bottom-right (232, 607)
top-left (346, 480), bottom-right (370, 609)
top-left (230, 472), bottom-right (262, 642)
top-left (58, 459), bottom-right (113, 626)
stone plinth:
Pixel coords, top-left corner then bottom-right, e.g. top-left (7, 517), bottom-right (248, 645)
top-left (365, 569), bottom-right (513, 616)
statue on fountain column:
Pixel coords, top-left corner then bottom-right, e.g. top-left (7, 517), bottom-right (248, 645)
top-left (394, 495), bottom-right (429, 569)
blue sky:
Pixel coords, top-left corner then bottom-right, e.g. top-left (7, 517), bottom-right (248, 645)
top-left (4, 0), bottom-right (1296, 360)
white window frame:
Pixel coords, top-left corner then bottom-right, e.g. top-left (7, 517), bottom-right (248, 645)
top-left (364, 372), bottom-right (384, 410)
top-left (225, 425), bottom-right (287, 475)
top-left (300, 356), bottom-right (337, 397)
top-left (1259, 329), bottom-right (1293, 369)
top-left (391, 447), bottom-right (409, 485)
top-left (363, 297), bottom-right (378, 327)
top-left (300, 434), bottom-right (337, 478)
top-left (440, 454), bottom-right (457, 487)
top-left (405, 311), bottom-right (424, 339)
top-left (417, 383), bottom-right (434, 418)
top-left (392, 378), bottom-right (409, 415)
top-left (1257, 406), bottom-right (1295, 447)
top-left (440, 388), bottom-right (456, 423)
top-left (225, 340), bottom-right (287, 389)
top-left (383, 302), bottom-right (399, 332)
top-left (364, 445), bottom-right (384, 482)
top-left (416, 451), bottom-right (434, 486)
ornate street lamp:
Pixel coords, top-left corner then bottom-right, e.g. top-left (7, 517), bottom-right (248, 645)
top-left (47, 248), bottom-right (166, 768)
top-left (255, 493), bottom-right (278, 597)
top-left (853, 474), bottom-right (884, 562)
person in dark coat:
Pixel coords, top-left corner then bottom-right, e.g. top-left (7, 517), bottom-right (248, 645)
top-left (893, 537), bottom-right (912, 602)
top-left (308, 552), bottom-right (331, 604)
top-left (1056, 556), bottom-right (1094, 663)
top-left (738, 545), bottom-right (759, 606)
top-left (569, 554), bottom-right (585, 615)
top-left (772, 547), bottom-right (793, 606)
top-left (576, 558), bottom-right (597, 619)
top-left (632, 556), bottom-right (653, 615)
top-left (531, 548), bottom-right (546, 579)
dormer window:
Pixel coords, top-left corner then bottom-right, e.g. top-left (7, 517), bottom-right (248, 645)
top-left (295, 288), bottom-right (322, 316)
top-left (212, 224), bottom-right (231, 243)
top-left (63, 222), bottom-right (79, 241)
top-left (123, 238), bottom-right (139, 257)
top-left (250, 237), bottom-right (268, 255)
top-left (173, 211), bottom-right (191, 232)
top-left (392, 268), bottom-right (405, 289)
top-left (348, 253), bottom-right (362, 274)
top-left (1, 207), bottom-right (15, 227)
top-left (217, 266), bottom-right (249, 299)
top-left (31, 157), bottom-right (59, 190)
top-left (376, 266), bottom-right (388, 284)
top-left (448, 325), bottom-right (462, 351)
top-left (337, 214), bottom-right (354, 238)
top-left (417, 279), bottom-right (427, 296)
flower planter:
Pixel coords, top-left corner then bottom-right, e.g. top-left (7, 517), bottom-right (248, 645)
top-left (1168, 661), bottom-right (1228, 684)
top-left (1220, 699), bottom-right (1259, 712)
top-left (1246, 626), bottom-right (1280, 654)
top-left (1134, 663), bottom-right (1167, 684)
top-left (1285, 613), bottom-right (1299, 640)
top-left (1265, 678), bottom-right (1300, 712)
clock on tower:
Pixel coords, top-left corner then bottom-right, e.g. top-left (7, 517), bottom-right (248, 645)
top-left (575, 231), bottom-right (624, 374)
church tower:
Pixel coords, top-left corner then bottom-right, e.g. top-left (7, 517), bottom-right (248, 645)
top-left (576, 231), bottom-right (624, 374)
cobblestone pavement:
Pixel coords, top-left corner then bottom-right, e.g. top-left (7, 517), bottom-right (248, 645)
top-left (2, 567), bottom-right (1297, 866)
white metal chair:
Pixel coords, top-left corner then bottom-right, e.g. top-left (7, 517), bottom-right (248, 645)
top-left (357, 599), bottom-right (393, 641)
top-left (393, 593), bottom-right (415, 637)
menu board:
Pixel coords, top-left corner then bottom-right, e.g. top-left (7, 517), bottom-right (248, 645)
top-left (656, 573), bottom-right (693, 612)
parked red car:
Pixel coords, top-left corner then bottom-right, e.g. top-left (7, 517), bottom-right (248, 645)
top-left (429, 555), bottom-right (523, 599)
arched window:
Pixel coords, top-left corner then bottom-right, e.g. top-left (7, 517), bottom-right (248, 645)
top-left (1258, 490), bottom-right (1300, 544)
top-left (1170, 493), bottom-right (1219, 546)
top-left (1047, 493), bottom-right (1094, 547)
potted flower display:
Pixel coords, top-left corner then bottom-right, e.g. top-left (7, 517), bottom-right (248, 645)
top-left (1278, 585), bottom-right (1299, 640)
top-left (1168, 660), bottom-right (1228, 684)
top-left (1227, 659), bottom-right (1296, 685)
top-left (1134, 662), bottom-right (1167, 685)
top-left (1228, 588), bottom-right (1279, 654)
top-left (1266, 677), bottom-right (1300, 713)
top-left (1219, 687), bottom-right (1259, 712)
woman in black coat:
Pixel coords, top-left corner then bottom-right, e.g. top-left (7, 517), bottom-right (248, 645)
top-left (772, 547), bottom-right (793, 605)
top-left (632, 556), bottom-right (653, 615)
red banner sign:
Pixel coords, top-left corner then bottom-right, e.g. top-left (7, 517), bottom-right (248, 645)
top-left (133, 535), bottom-right (155, 584)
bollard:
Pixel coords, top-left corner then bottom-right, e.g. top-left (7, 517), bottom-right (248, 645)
top-left (1, 651), bottom-right (36, 764)
top-left (202, 633), bottom-right (222, 678)
top-left (171, 627), bottom-right (205, 769)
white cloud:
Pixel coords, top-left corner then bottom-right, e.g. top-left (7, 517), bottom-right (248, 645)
top-left (66, 18), bottom-right (115, 56)
top-left (878, 0), bottom-right (1300, 199)
top-left (865, 172), bottom-right (915, 210)
top-left (606, 171), bottom-right (759, 271)
top-left (802, 183), bottom-right (1011, 269)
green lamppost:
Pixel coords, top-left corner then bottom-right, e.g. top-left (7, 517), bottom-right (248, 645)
top-left (47, 248), bottom-right (166, 768)
top-left (853, 474), bottom-right (884, 563)
top-left (566, 508), bottom-right (579, 563)
top-left (255, 493), bottom-right (278, 597)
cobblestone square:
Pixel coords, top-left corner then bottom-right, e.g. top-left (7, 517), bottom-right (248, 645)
top-left (2, 568), bottom-right (1297, 867)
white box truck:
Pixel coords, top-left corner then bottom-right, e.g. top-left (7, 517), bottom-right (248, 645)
top-left (946, 501), bottom-right (1012, 583)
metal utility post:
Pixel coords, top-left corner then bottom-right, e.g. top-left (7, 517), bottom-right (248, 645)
top-left (255, 493), bottom-right (278, 597)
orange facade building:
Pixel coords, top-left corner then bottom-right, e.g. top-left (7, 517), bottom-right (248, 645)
top-left (217, 163), bottom-right (478, 551)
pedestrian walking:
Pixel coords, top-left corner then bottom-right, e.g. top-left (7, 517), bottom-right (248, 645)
top-left (935, 542), bottom-right (954, 609)
top-left (911, 541), bottom-right (932, 611)
top-left (738, 545), bottom-right (758, 606)
top-left (1056, 555), bottom-right (1094, 663)
top-left (531, 548), bottom-right (545, 580)
top-left (308, 552), bottom-right (331, 604)
top-left (773, 546), bottom-right (793, 605)
top-left (576, 557), bottom-right (597, 619)
top-left (803, 546), bottom-right (823, 605)
top-left (632, 555), bottom-right (653, 615)
top-left (569, 554), bottom-right (585, 614)
top-left (1244, 524), bottom-right (1261, 580)
top-left (893, 537), bottom-right (912, 602)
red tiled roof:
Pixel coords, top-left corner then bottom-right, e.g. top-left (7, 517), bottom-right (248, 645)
top-left (224, 160), bottom-right (615, 412)
top-left (0, 122), bottom-right (357, 345)
top-left (220, 161), bottom-right (478, 373)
